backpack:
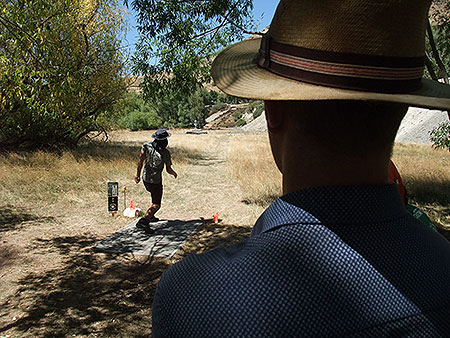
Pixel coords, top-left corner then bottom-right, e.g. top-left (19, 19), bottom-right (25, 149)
top-left (143, 142), bottom-right (163, 182)
top-left (145, 143), bottom-right (163, 168)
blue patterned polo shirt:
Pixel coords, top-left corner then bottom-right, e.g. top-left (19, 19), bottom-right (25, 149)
top-left (152, 184), bottom-right (450, 337)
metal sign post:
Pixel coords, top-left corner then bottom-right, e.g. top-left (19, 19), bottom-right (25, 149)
top-left (123, 186), bottom-right (127, 211)
top-left (108, 182), bottom-right (119, 215)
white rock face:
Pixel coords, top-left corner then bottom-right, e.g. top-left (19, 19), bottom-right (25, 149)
top-left (395, 107), bottom-right (449, 144)
top-left (242, 112), bottom-right (267, 131)
top-left (241, 106), bottom-right (449, 144)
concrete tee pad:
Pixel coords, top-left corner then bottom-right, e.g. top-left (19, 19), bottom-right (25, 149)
top-left (92, 219), bottom-right (202, 258)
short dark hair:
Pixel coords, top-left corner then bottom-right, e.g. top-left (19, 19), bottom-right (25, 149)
top-left (282, 100), bottom-right (408, 158)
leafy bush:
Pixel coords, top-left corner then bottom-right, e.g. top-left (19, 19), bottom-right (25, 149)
top-left (133, 87), bottom-right (257, 129)
top-left (121, 110), bottom-right (162, 131)
top-left (430, 121), bottom-right (450, 150)
top-left (117, 92), bottom-right (162, 131)
top-left (201, 88), bottom-right (219, 106)
top-left (248, 101), bottom-right (264, 119)
top-left (426, 17), bottom-right (450, 80)
top-left (175, 90), bottom-right (208, 127)
top-left (211, 102), bottom-right (228, 112)
top-left (236, 118), bottom-right (247, 127)
top-left (217, 93), bottom-right (249, 105)
top-left (233, 108), bottom-right (245, 122)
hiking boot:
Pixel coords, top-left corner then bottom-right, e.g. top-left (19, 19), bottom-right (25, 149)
top-left (143, 226), bottom-right (155, 234)
top-left (136, 217), bottom-right (150, 229)
top-left (136, 217), bottom-right (155, 234)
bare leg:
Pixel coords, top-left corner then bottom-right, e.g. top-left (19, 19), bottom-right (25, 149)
top-left (145, 203), bottom-right (161, 219)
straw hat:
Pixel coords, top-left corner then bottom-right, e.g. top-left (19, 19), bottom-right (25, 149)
top-left (211, 0), bottom-right (450, 110)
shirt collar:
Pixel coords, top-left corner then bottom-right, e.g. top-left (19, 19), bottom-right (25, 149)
top-left (251, 184), bottom-right (407, 237)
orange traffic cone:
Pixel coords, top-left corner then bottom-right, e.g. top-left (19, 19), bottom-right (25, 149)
top-left (213, 212), bottom-right (219, 224)
top-left (123, 200), bottom-right (140, 217)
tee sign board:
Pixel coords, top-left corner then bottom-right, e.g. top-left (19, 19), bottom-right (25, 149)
top-left (108, 182), bottom-right (119, 212)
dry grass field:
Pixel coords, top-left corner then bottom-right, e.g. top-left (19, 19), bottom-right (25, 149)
top-left (228, 134), bottom-right (450, 232)
top-left (392, 143), bottom-right (450, 231)
top-left (228, 133), bottom-right (282, 206)
top-left (0, 129), bottom-right (449, 337)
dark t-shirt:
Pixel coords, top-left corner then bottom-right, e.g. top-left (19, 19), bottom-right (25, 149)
top-left (141, 142), bottom-right (172, 184)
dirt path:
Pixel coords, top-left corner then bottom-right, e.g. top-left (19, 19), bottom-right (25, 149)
top-left (160, 131), bottom-right (265, 226)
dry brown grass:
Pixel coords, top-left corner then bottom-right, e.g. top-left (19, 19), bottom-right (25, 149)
top-left (228, 134), bottom-right (450, 231)
top-left (392, 143), bottom-right (450, 204)
top-left (228, 133), bottom-right (282, 206)
top-left (392, 143), bottom-right (450, 231)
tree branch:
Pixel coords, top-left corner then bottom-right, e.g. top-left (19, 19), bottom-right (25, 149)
top-left (427, 19), bottom-right (449, 84)
top-left (425, 53), bottom-right (439, 80)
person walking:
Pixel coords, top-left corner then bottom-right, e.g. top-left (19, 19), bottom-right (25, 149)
top-left (135, 129), bottom-right (177, 233)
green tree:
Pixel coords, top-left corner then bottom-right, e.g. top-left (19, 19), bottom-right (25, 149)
top-left (0, 0), bottom-right (127, 149)
top-left (429, 121), bottom-right (450, 151)
top-left (427, 1), bottom-right (450, 148)
top-left (118, 92), bottom-right (162, 130)
top-left (176, 89), bottom-right (208, 127)
top-left (149, 88), bottom-right (215, 128)
top-left (126, 0), bottom-right (257, 107)
top-left (428, 0), bottom-right (450, 79)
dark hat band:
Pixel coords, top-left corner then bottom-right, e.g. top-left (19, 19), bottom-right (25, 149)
top-left (257, 35), bottom-right (425, 94)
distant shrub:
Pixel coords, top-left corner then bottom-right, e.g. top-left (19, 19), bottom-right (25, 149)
top-left (236, 118), bottom-right (247, 127)
top-left (115, 92), bottom-right (162, 131)
top-left (217, 93), bottom-right (249, 104)
top-left (120, 110), bottom-right (162, 131)
top-left (252, 102), bottom-right (264, 119)
top-left (201, 88), bottom-right (219, 106)
top-left (430, 122), bottom-right (450, 151)
top-left (211, 102), bottom-right (228, 112)
top-left (233, 108), bottom-right (245, 122)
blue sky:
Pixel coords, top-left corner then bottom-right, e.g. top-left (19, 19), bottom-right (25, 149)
top-left (121, 0), bottom-right (279, 53)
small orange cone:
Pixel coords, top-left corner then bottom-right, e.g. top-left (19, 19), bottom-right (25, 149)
top-left (130, 200), bottom-right (135, 210)
top-left (213, 212), bottom-right (219, 224)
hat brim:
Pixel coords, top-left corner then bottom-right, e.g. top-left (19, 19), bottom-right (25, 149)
top-left (211, 38), bottom-right (450, 111)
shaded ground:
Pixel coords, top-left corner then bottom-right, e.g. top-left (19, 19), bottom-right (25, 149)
top-left (1, 234), bottom-right (168, 337)
top-left (0, 220), bottom-right (250, 337)
top-left (92, 219), bottom-right (203, 257)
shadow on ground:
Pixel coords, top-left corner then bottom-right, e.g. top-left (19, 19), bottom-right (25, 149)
top-left (0, 220), bottom-right (251, 337)
top-left (0, 235), bottom-right (169, 337)
top-left (406, 178), bottom-right (450, 206)
top-left (92, 219), bottom-right (204, 257)
top-left (0, 205), bottom-right (56, 233)
top-left (0, 243), bottom-right (21, 270)
top-left (405, 178), bottom-right (450, 241)
top-left (74, 142), bottom-right (207, 165)
top-left (1, 142), bottom-right (207, 168)
top-left (174, 219), bottom-right (252, 260)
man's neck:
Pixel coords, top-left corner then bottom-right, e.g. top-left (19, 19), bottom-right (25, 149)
top-left (281, 153), bottom-right (390, 195)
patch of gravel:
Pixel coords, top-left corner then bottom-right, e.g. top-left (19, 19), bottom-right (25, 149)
top-left (241, 107), bottom-right (449, 144)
